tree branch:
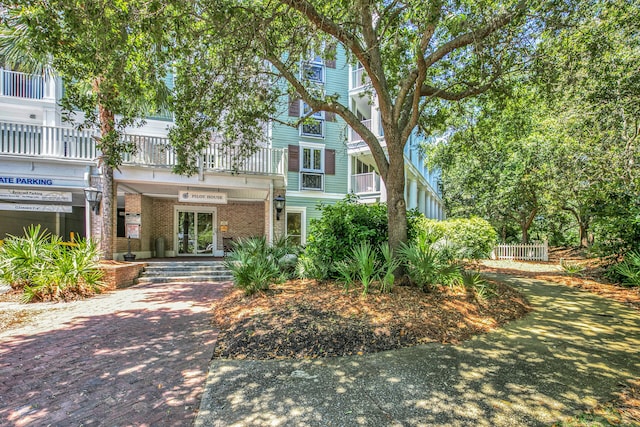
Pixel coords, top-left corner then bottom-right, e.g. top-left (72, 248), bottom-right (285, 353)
top-left (423, 0), bottom-right (529, 69)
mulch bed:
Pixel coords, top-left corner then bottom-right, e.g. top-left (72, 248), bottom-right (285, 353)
top-left (211, 279), bottom-right (531, 360)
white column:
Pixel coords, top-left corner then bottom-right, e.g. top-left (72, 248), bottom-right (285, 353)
top-left (409, 180), bottom-right (418, 210)
top-left (430, 197), bottom-right (436, 219)
top-left (347, 154), bottom-right (353, 194)
top-left (418, 188), bottom-right (426, 215)
top-left (43, 75), bottom-right (57, 101)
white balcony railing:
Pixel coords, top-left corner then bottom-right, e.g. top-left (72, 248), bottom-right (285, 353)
top-left (0, 69), bottom-right (45, 99)
top-left (349, 119), bottom-right (373, 143)
top-left (0, 120), bottom-right (287, 177)
top-left (0, 122), bottom-right (96, 160)
top-left (352, 172), bottom-right (380, 194)
top-left (122, 135), bottom-right (287, 176)
top-left (351, 67), bottom-right (370, 90)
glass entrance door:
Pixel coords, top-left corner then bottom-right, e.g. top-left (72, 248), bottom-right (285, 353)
top-left (177, 210), bottom-right (216, 255)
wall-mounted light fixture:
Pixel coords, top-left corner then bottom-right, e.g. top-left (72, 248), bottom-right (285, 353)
top-left (84, 187), bottom-right (103, 215)
top-left (274, 194), bottom-right (286, 220)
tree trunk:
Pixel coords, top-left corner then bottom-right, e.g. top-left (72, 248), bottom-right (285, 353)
top-left (579, 222), bottom-right (589, 247)
top-left (384, 138), bottom-right (408, 253)
top-left (520, 208), bottom-right (537, 244)
top-left (563, 206), bottom-right (591, 248)
top-left (96, 88), bottom-right (115, 260)
top-left (100, 166), bottom-right (114, 260)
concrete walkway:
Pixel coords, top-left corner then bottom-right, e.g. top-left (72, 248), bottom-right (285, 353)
top-left (0, 280), bottom-right (231, 426)
top-left (196, 274), bottom-right (640, 426)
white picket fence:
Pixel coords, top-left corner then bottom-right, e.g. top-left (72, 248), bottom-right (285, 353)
top-left (491, 241), bottom-right (548, 261)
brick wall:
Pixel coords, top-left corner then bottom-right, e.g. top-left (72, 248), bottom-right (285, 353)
top-left (100, 262), bottom-right (145, 290)
top-left (217, 201), bottom-right (265, 248)
top-left (151, 199), bottom-right (266, 254)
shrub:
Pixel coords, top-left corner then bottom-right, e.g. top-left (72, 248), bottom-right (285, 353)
top-left (559, 259), bottom-right (585, 277)
top-left (224, 237), bottom-right (284, 295)
top-left (352, 241), bottom-right (377, 295)
top-left (296, 254), bottom-right (331, 281)
top-left (399, 234), bottom-right (462, 291)
top-left (609, 251), bottom-right (640, 287)
top-left (0, 224), bottom-right (51, 289)
top-left (0, 226), bottom-right (104, 302)
top-left (378, 242), bottom-right (401, 293)
top-left (23, 238), bottom-right (104, 302)
top-left (304, 196), bottom-right (388, 279)
top-left (410, 215), bottom-right (497, 259)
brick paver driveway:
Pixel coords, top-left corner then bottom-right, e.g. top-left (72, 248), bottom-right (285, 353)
top-left (0, 280), bottom-right (231, 426)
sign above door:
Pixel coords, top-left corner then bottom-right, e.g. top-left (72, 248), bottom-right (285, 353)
top-left (178, 190), bottom-right (228, 204)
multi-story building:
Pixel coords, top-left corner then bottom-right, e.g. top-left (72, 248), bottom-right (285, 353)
top-left (0, 68), bottom-right (287, 259)
top-left (0, 61), bottom-right (443, 259)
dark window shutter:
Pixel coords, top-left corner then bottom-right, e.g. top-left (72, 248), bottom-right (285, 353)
top-left (325, 111), bottom-right (336, 122)
top-left (288, 96), bottom-right (300, 117)
top-left (288, 145), bottom-right (299, 172)
top-left (325, 149), bottom-right (335, 175)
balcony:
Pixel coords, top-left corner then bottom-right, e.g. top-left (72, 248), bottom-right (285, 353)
top-left (351, 67), bottom-right (370, 90)
top-left (0, 121), bottom-right (96, 160)
top-left (0, 120), bottom-right (287, 177)
top-left (122, 135), bottom-right (286, 176)
top-left (0, 69), bottom-right (45, 100)
top-left (351, 172), bottom-right (380, 194)
top-left (349, 119), bottom-right (372, 143)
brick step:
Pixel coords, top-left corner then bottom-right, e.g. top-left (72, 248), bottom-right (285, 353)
top-left (135, 275), bottom-right (233, 284)
top-left (134, 260), bottom-right (233, 285)
top-left (142, 266), bottom-right (229, 275)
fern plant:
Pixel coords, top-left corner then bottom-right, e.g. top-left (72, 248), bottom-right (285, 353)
top-left (352, 241), bottom-right (377, 295)
top-left (399, 234), bottom-right (462, 291)
top-left (378, 242), bottom-right (401, 293)
top-left (611, 251), bottom-right (640, 287)
top-left (0, 224), bottom-right (51, 289)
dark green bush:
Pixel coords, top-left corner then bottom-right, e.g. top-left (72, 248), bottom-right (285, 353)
top-left (304, 196), bottom-right (388, 278)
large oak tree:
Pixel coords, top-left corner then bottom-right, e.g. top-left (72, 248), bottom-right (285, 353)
top-left (169, 0), bottom-right (543, 251)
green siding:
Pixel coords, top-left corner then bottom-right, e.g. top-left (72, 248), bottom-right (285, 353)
top-left (286, 195), bottom-right (343, 232)
top-left (271, 47), bottom-right (350, 195)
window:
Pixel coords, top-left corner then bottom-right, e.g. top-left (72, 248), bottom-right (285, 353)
top-left (300, 102), bottom-right (324, 137)
top-left (302, 146), bottom-right (323, 172)
top-left (302, 55), bottom-right (324, 83)
top-left (300, 143), bottom-right (324, 191)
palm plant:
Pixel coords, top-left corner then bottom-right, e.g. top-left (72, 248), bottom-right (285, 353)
top-left (0, 225), bottom-right (51, 289)
top-left (352, 241), bottom-right (377, 295)
top-left (611, 251), bottom-right (640, 287)
top-left (224, 236), bottom-right (283, 295)
top-left (399, 234), bottom-right (462, 291)
top-left (378, 242), bottom-right (401, 293)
